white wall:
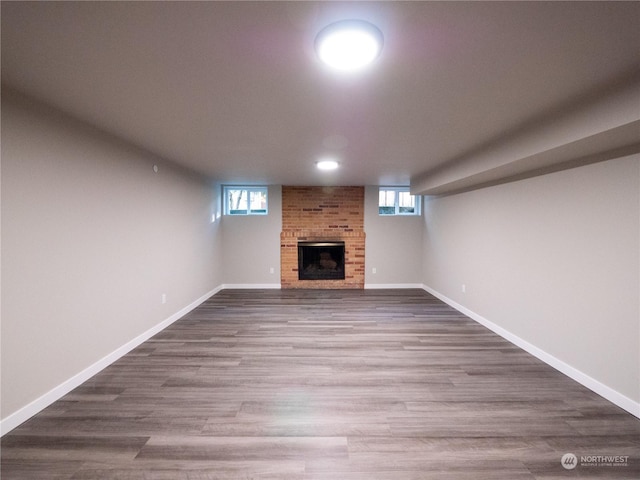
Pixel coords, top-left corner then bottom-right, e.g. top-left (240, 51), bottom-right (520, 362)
top-left (422, 155), bottom-right (640, 411)
top-left (1, 89), bottom-right (223, 429)
top-left (5, 88), bottom-right (635, 434)
top-left (364, 185), bottom-right (424, 286)
top-left (220, 185), bottom-right (425, 288)
top-left (220, 185), bottom-right (282, 287)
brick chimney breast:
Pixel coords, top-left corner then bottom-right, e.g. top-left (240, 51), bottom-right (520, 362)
top-left (281, 186), bottom-right (365, 289)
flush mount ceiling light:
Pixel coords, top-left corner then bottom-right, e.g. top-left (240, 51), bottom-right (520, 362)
top-left (316, 159), bottom-right (339, 171)
top-left (315, 19), bottom-right (383, 71)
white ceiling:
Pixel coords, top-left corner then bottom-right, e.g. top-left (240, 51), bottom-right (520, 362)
top-left (2, 1), bottom-right (639, 189)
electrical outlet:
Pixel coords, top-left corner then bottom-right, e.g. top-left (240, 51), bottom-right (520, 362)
top-left (461, 284), bottom-right (466, 293)
top-left (372, 267), bottom-right (377, 274)
top-left (162, 294), bottom-right (167, 304)
top-left (270, 267), bottom-right (275, 274)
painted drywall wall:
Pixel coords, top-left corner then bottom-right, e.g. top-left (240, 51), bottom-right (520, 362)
top-left (1, 89), bottom-right (223, 424)
top-left (422, 155), bottom-right (640, 405)
top-left (364, 186), bottom-right (423, 286)
top-left (220, 185), bottom-right (282, 286)
top-left (219, 185), bottom-right (423, 288)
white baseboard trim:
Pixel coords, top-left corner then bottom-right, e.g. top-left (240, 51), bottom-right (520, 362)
top-left (365, 283), bottom-right (424, 289)
top-left (221, 283), bottom-right (281, 289)
top-left (421, 284), bottom-right (640, 419)
top-left (5, 283), bottom-right (636, 436)
top-left (222, 284), bottom-right (424, 290)
top-left (0, 285), bottom-right (223, 436)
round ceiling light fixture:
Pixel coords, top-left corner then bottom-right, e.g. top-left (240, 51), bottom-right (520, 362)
top-left (315, 19), bottom-right (383, 72)
top-left (316, 159), bottom-right (340, 171)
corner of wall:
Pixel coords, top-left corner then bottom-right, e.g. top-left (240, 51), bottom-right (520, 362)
top-left (421, 283), bottom-right (640, 419)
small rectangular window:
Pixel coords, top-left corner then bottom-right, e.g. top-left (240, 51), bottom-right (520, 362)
top-left (378, 187), bottom-right (420, 215)
top-left (224, 186), bottom-right (268, 215)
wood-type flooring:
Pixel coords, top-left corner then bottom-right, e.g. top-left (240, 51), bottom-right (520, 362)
top-left (2, 289), bottom-right (639, 479)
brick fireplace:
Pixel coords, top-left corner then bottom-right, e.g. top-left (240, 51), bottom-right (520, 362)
top-left (281, 186), bottom-right (365, 289)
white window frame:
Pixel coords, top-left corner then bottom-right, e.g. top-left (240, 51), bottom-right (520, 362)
top-left (378, 187), bottom-right (421, 216)
top-left (223, 186), bottom-right (268, 216)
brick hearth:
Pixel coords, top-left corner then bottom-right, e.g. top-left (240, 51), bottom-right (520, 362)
top-left (281, 186), bottom-right (365, 289)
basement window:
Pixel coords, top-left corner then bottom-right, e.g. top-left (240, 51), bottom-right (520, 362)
top-left (378, 187), bottom-right (420, 215)
top-left (223, 186), bottom-right (268, 215)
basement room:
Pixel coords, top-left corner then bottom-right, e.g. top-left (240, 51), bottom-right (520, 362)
top-left (1, 1), bottom-right (639, 478)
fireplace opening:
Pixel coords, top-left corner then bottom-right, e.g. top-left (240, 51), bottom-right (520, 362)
top-left (298, 241), bottom-right (345, 280)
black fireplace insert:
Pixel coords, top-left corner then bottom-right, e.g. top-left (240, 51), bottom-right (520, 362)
top-left (298, 241), bottom-right (345, 280)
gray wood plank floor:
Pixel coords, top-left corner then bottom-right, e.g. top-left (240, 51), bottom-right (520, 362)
top-left (2, 289), bottom-right (639, 479)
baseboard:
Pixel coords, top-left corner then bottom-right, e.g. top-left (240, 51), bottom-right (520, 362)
top-left (365, 283), bottom-right (424, 289)
top-left (222, 284), bottom-right (423, 290)
top-left (5, 284), bottom-right (636, 436)
top-left (0, 285), bottom-right (223, 436)
top-left (221, 283), bottom-right (282, 289)
top-left (421, 284), bottom-right (640, 419)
